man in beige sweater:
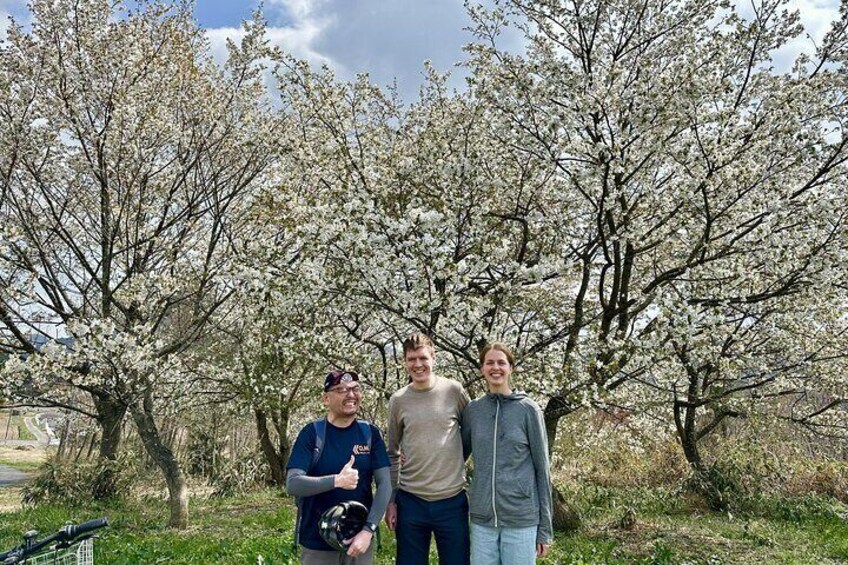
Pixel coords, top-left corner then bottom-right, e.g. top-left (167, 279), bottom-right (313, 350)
top-left (384, 333), bottom-right (470, 565)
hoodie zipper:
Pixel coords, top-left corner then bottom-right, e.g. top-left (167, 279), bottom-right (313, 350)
top-left (492, 397), bottom-right (499, 527)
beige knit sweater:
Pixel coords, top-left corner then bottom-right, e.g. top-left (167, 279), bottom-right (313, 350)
top-left (386, 375), bottom-right (470, 501)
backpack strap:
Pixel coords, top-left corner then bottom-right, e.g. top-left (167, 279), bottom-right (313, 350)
top-left (294, 418), bottom-right (327, 551)
top-left (310, 418), bottom-right (328, 471)
top-left (356, 420), bottom-right (372, 452)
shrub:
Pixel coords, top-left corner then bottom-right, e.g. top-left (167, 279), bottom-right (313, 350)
top-left (210, 455), bottom-right (269, 498)
top-left (686, 460), bottom-right (749, 512)
top-left (22, 454), bottom-right (139, 507)
top-left (801, 461), bottom-right (848, 504)
top-left (553, 417), bottom-right (689, 488)
top-left (185, 426), bottom-right (224, 479)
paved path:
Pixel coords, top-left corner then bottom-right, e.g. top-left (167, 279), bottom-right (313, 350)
top-left (0, 416), bottom-right (52, 447)
top-left (0, 440), bottom-right (40, 446)
top-left (23, 417), bottom-right (49, 444)
top-left (0, 463), bottom-right (27, 486)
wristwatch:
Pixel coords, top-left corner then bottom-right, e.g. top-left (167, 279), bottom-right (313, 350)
top-left (362, 521), bottom-right (378, 534)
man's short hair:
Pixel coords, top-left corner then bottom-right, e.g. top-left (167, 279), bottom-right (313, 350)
top-left (402, 332), bottom-right (435, 357)
top-left (478, 341), bottom-right (515, 368)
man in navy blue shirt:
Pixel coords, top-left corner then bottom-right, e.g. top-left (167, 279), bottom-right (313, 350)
top-left (287, 370), bottom-right (391, 565)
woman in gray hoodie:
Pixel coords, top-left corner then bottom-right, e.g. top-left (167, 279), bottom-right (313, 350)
top-left (461, 342), bottom-right (553, 564)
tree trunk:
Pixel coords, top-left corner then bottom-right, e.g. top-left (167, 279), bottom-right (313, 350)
top-left (254, 407), bottom-right (286, 486)
top-left (57, 418), bottom-right (71, 460)
top-left (75, 436), bottom-right (87, 461)
top-left (543, 395), bottom-right (582, 532)
top-left (674, 395), bottom-right (729, 509)
top-left (551, 483), bottom-right (582, 532)
top-left (130, 388), bottom-right (189, 529)
top-left (91, 393), bottom-right (127, 498)
top-left (679, 415), bottom-right (703, 473)
top-left (673, 388), bottom-right (705, 475)
top-left (273, 408), bottom-right (292, 476)
top-left (211, 412), bottom-right (219, 478)
top-left (86, 432), bottom-right (98, 460)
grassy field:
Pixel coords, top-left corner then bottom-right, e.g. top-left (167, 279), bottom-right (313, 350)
top-left (15, 419), bottom-right (36, 442)
top-left (0, 413), bottom-right (37, 443)
top-left (0, 485), bottom-right (844, 564)
top-left (0, 445), bottom-right (50, 473)
top-left (0, 414), bottom-right (21, 442)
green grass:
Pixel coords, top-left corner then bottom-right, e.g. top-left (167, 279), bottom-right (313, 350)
top-left (0, 456), bottom-right (43, 473)
top-left (544, 484), bottom-right (848, 564)
top-left (0, 487), bottom-right (844, 564)
top-left (0, 492), bottom-right (299, 564)
top-left (14, 417), bottom-right (35, 442)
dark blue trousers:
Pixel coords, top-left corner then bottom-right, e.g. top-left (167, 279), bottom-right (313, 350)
top-left (395, 490), bottom-right (470, 565)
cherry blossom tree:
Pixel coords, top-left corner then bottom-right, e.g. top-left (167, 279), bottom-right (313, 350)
top-left (463, 0), bottom-right (848, 475)
top-left (200, 243), bottom-right (347, 486)
top-left (0, 0), bottom-right (280, 527)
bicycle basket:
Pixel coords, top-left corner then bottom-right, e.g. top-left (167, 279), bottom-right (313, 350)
top-left (23, 538), bottom-right (94, 565)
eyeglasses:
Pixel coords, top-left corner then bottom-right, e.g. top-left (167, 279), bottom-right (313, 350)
top-left (329, 385), bottom-right (362, 395)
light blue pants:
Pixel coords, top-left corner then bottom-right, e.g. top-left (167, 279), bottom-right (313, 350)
top-left (470, 523), bottom-right (537, 565)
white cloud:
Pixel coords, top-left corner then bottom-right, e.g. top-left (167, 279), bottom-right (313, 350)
top-left (267, 22), bottom-right (339, 68)
top-left (258, 0), bottom-right (480, 101)
top-left (733, 0), bottom-right (840, 70)
top-left (0, 12), bottom-right (10, 42)
top-left (204, 23), bottom-right (338, 70)
top-left (202, 27), bottom-right (243, 67)
top-left (790, 0), bottom-right (837, 41)
top-left (777, 0), bottom-right (839, 66)
top-left (271, 0), bottom-right (327, 21)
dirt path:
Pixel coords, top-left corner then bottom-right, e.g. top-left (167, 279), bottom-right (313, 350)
top-left (0, 464), bottom-right (27, 486)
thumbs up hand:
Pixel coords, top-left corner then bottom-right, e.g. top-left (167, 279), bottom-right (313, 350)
top-left (334, 455), bottom-right (359, 490)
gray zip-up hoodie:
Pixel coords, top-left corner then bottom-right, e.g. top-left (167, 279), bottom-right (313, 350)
top-left (461, 391), bottom-right (553, 544)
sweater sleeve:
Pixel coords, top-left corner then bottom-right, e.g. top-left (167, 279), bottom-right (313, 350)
top-left (460, 404), bottom-right (472, 461)
top-left (458, 384), bottom-right (471, 410)
top-left (527, 402), bottom-right (553, 544)
top-left (386, 395), bottom-right (402, 500)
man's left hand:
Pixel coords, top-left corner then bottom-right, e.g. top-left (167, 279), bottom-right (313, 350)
top-left (344, 530), bottom-right (373, 557)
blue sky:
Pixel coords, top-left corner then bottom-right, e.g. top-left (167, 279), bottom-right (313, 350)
top-left (194, 0), bottom-right (258, 28)
top-left (0, 0), bottom-right (841, 103)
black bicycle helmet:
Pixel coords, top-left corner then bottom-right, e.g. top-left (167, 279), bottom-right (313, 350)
top-left (318, 501), bottom-right (369, 552)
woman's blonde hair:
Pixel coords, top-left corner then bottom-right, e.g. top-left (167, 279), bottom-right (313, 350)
top-left (478, 341), bottom-right (515, 368)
